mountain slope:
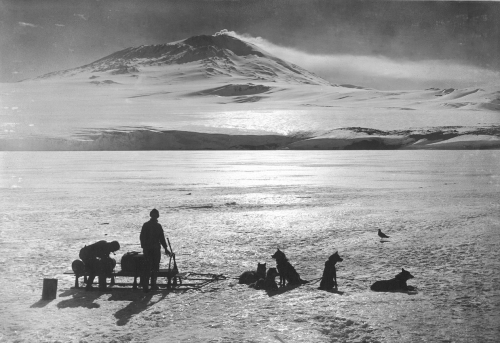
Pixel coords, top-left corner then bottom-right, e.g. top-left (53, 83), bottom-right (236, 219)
top-left (36, 33), bottom-right (331, 86)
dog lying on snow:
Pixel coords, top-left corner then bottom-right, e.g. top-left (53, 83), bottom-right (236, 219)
top-left (319, 251), bottom-right (343, 290)
top-left (271, 248), bottom-right (308, 287)
top-left (249, 267), bottom-right (279, 290)
top-left (370, 268), bottom-right (415, 292)
top-left (238, 262), bottom-right (266, 284)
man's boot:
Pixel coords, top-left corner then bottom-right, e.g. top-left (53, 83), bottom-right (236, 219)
top-left (98, 274), bottom-right (107, 291)
top-left (142, 272), bottom-right (150, 293)
top-left (150, 273), bottom-right (158, 291)
top-left (85, 275), bottom-right (94, 291)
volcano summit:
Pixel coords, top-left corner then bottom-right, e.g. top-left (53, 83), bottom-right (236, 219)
top-left (1, 32), bottom-right (499, 150)
top-left (37, 33), bottom-right (331, 87)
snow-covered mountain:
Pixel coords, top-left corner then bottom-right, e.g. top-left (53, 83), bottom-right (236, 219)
top-left (1, 32), bottom-right (499, 150)
top-left (36, 33), bottom-right (331, 86)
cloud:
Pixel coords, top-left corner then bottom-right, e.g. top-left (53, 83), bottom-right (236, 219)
top-left (74, 14), bottom-right (88, 21)
top-left (18, 22), bottom-right (38, 28)
top-left (55, 24), bottom-right (65, 27)
top-left (223, 31), bottom-right (500, 90)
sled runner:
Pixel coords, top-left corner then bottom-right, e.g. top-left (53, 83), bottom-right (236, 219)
top-left (66, 248), bottom-right (225, 291)
top-left (65, 262), bottom-right (225, 291)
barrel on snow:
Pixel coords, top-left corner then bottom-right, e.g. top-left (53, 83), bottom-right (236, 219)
top-left (42, 278), bottom-right (58, 300)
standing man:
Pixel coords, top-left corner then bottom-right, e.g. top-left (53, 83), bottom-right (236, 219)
top-left (140, 208), bottom-right (171, 292)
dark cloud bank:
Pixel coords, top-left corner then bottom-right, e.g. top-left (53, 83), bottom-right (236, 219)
top-left (1, 0), bottom-right (499, 87)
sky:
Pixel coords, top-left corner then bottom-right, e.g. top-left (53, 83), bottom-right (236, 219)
top-left (1, 0), bottom-right (499, 89)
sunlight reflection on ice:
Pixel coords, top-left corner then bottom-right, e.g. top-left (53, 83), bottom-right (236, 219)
top-left (1, 150), bottom-right (499, 343)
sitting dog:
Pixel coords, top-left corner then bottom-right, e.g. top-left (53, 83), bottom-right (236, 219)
top-left (238, 262), bottom-right (266, 284)
top-left (271, 249), bottom-right (308, 287)
top-left (249, 267), bottom-right (279, 290)
top-left (319, 251), bottom-right (343, 290)
top-left (370, 268), bottom-right (415, 292)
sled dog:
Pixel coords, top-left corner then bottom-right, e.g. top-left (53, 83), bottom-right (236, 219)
top-left (250, 267), bottom-right (279, 290)
top-left (239, 262), bottom-right (266, 284)
top-left (271, 249), bottom-right (308, 287)
top-left (319, 251), bottom-right (343, 290)
top-left (370, 268), bottom-right (415, 292)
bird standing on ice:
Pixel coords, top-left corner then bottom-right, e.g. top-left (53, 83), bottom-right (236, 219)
top-left (378, 229), bottom-right (390, 239)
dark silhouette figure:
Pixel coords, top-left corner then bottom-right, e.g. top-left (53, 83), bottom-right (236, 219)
top-left (378, 229), bottom-right (390, 239)
top-left (239, 263), bottom-right (266, 284)
top-left (371, 268), bottom-right (415, 292)
top-left (319, 251), bottom-right (343, 290)
top-left (249, 267), bottom-right (279, 290)
top-left (271, 248), bottom-right (308, 287)
top-left (79, 240), bottom-right (120, 291)
top-left (140, 209), bottom-right (171, 292)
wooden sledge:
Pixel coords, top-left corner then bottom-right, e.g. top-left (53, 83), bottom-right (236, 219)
top-left (64, 266), bottom-right (225, 291)
top-left (67, 240), bottom-right (225, 291)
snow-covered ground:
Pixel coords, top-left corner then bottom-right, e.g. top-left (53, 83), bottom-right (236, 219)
top-left (1, 151), bottom-right (499, 342)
